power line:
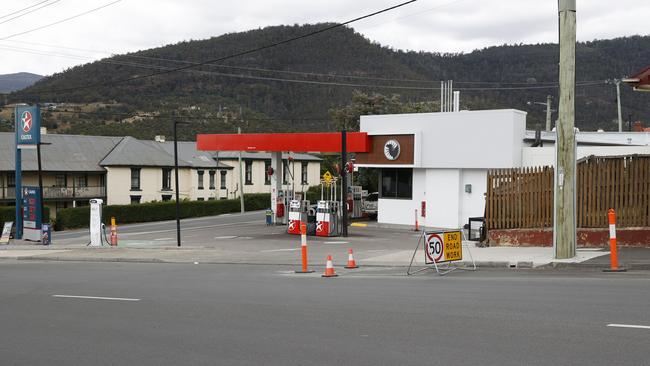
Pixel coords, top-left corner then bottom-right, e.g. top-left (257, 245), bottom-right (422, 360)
top-left (19, 0), bottom-right (417, 96)
top-left (0, 0), bottom-right (62, 26)
top-left (0, 0), bottom-right (122, 40)
top-left (0, 0), bottom-right (52, 20)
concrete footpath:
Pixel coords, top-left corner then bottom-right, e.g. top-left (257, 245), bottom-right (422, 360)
top-left (1, 213), bottom-right (650, 271)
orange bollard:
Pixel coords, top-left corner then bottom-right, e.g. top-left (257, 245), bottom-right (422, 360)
top-left (345, 248), bottom-right (358, 269)
top-left (322, 255), bottom-right (338, 277)
top-left (110, 217), bottom-right (118, 246)
top-left (295, 222), bottom-right (314, 273)
top-left (603, 208), bottom-right (626, 272)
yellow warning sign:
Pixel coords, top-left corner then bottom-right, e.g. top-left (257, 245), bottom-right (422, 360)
top-left (323, 171), bottom-right (333, 185)
top-left (443, 231), bottom-right (462, 262)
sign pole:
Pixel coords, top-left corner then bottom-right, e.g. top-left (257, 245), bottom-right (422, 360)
top-left (341, 130), bottom-right (348, 237)
top-left (37, 143), bottom-right (45, 232)
top-left (14, 147), bottom-right (22, 239)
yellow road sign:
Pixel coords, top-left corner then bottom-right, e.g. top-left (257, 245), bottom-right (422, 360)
top-left (424, 230), bottom-right (462, 264)
top-left (323, 171), bottom-right (333, 185)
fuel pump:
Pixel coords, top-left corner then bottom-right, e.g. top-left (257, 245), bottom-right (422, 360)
top-left (316, 177), bottom-right (340, 237)
top-left (287, 199), bottom-right (310, 235)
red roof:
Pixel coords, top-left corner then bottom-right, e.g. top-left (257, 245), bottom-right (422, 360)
top-left (197, 132), bottom-right (370, 153)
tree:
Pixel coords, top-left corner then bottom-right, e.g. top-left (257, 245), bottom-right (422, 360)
top-left (329, 90), bottom-right (438, 131)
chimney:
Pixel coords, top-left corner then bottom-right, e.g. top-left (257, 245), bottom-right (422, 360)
top-left (154, 135), bottom-right (165, 142)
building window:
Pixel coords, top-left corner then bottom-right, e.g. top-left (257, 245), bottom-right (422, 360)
top-left (264, 160), bottom-right (271, 185)
top-left (209, 170), bottom-right (216, 189)
top-left (283, 161), bottom-right (290, 184)
top-left (131, 168), bottom-right (141, 190)
top-left (55, 174), bottom-right (67, 187)
top-left (162, 168), bottom-right (172, 191)
top-left (301, 162), bottom-right (308, 184)
top-left (7, 173), bottom-right (15, 187)
top-left (380, 168), bottom-right (412, 199)
top-left (208, 197), bottom-right (215, 201)
top-left (220, 171), bottom-right (227, 189)
top-left (162, 195), bottom-right (172, 202)
top-left (75, 175), bottom-right (88, 188)
top-left (197, 170), bottom-right (204, 190)
top-left (245, 160), bottom-right (253, 185)
top-left (130, 195), bottom-right (141, 204)
top-left (197, 197), bottom-right (204, 201)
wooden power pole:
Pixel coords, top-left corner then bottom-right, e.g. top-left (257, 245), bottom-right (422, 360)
top-left (554, 0), bottom-right (577, 259)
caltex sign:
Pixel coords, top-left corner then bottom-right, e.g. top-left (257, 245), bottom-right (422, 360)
top-left (15, 105), bottom-right (40, 146)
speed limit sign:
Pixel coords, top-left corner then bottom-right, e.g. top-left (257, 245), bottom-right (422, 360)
top-left (424, 233), bottom-right (444, 264)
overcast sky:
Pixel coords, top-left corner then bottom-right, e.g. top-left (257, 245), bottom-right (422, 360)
top-left (0, 0), bottom-right (648, 76)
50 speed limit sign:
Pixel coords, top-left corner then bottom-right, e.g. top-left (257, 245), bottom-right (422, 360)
top-left (424, 230), bottom-right (462, 264)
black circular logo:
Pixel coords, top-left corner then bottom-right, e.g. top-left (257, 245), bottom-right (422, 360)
top-left (383, 139), bottom-right (401, 160)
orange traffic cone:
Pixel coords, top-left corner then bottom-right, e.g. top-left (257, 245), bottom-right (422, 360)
top-left (345, 248), bottom-right (358, 269)
top-left (322, 255), bottom-right (338, 277)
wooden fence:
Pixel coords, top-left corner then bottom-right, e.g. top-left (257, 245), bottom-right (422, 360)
top-left (486, 155), bottom-right (650, 229)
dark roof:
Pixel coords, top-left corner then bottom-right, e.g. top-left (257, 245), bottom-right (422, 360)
top-left (0, 132), bottom-right (123, 172)
top-left (99, 138), bottom-right (231, 169)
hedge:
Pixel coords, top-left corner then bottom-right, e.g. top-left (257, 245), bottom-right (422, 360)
top-left (55, 193), bottom-right (271, 230)
top-left (0, 206), bottom-right (51, 226)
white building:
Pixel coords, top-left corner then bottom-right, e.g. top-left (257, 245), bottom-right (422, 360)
top-left (356, 110), bottom-right (650, 229)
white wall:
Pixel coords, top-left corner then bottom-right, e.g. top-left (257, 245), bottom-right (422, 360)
top-left (360, 109), bottom-right (527, 169)
top-left (522, 146), bottom-right (650, 167)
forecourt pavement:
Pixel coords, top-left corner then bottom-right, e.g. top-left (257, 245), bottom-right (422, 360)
top-left (2, 210), bottom-right (641, 269)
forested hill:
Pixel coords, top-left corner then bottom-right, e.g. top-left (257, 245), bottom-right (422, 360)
top-left (6, 24), bottom-right (650, 139)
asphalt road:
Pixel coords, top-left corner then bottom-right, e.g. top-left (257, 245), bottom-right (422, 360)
top-left (1, 261), bottom-right (648, 365)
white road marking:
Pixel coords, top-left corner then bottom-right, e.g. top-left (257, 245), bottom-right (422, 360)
top-left (607, 323), bottom-right (650, 330)
top-left (154, 237), bottom-right (173, 241)
top-left (324, 241), bottom-right (349, 244)
top-left (260, 248), bottom-right (300, 252)
top-left (52, 295), bottom-right (140, 302)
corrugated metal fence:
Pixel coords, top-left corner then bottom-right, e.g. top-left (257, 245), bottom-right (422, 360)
top-left (486, 155), bottom-right (650, 229)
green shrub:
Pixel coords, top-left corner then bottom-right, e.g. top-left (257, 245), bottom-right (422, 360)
top-left (0, 206), bottom-right (51, 226)
top-left (55, 194), bottom-right (270, 230)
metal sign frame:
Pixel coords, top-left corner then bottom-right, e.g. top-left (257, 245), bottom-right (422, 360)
top-left (407, 228), bottom-right (476, 276)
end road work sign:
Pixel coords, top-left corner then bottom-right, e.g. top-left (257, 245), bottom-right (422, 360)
top-left (424, 230), bottom-right (462, 264)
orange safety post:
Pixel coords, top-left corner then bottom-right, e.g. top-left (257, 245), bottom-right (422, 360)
top-left (295, 222), bottom-right (314, 273)
top-left (604, 209), bottom-right (626, 272)
top-left (110, 217), bottom-right (118, 246)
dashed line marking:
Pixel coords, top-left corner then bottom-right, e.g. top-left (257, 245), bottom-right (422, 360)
top-left (607, 323), bottom-right (650, 330)
top-left (53, 295), bottom-right (140, 302)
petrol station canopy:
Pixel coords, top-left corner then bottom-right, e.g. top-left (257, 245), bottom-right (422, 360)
top-left (196, 132), bottom-right (370, 153)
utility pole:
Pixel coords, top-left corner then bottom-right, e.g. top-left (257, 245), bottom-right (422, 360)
top-left (615, 79), bottom-right (623, 132)
top-left (341, 130), bottom-right (348, 237)
top-left (545, 95), bottom-right (553, 131)
top-left (554, 0), bottom-right (577, 259)
top-left (173, 119), bottom-right (189, 247)
top-left (238, 127), bottom-right (245, 213)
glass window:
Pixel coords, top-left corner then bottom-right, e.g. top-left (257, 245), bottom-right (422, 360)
top-left (162, 195), bottom-right (172, 202)
top-left (75, 175), bottom-right (87, 188)
top-left (381, 168), bottom-right (412, 199)
top-left (162, 168), bottom-right (172, 190)
top-left (197, 170), bottom-right (204, 190)
top-left (209, 170), bottom-right (216, 189)
top-left (7, 173), bottom-right (15, 187)
top-left (283, 161), bottom-right (290, 184)
top-left (130, 168), bottom-right (141, 190)
top-left (264, 160), bottom-right (271, 185)
top-left (301, 162), bottom-right (308, 184)
top-left (245, 160), bottom-right (253, 185)
top-left (55, 174), bottom-right (67, 187)
top-left (130, 195), bottom-right (141, 204)
top-left (197, 197), bottom-right (204, 201)
top-left (220, 171), bottom-right (227, 189)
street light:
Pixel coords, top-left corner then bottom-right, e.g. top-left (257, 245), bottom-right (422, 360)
top-left (527, 95), bottom-right (554, 131)
top-left (173, 119), bottom-right (190, 247)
